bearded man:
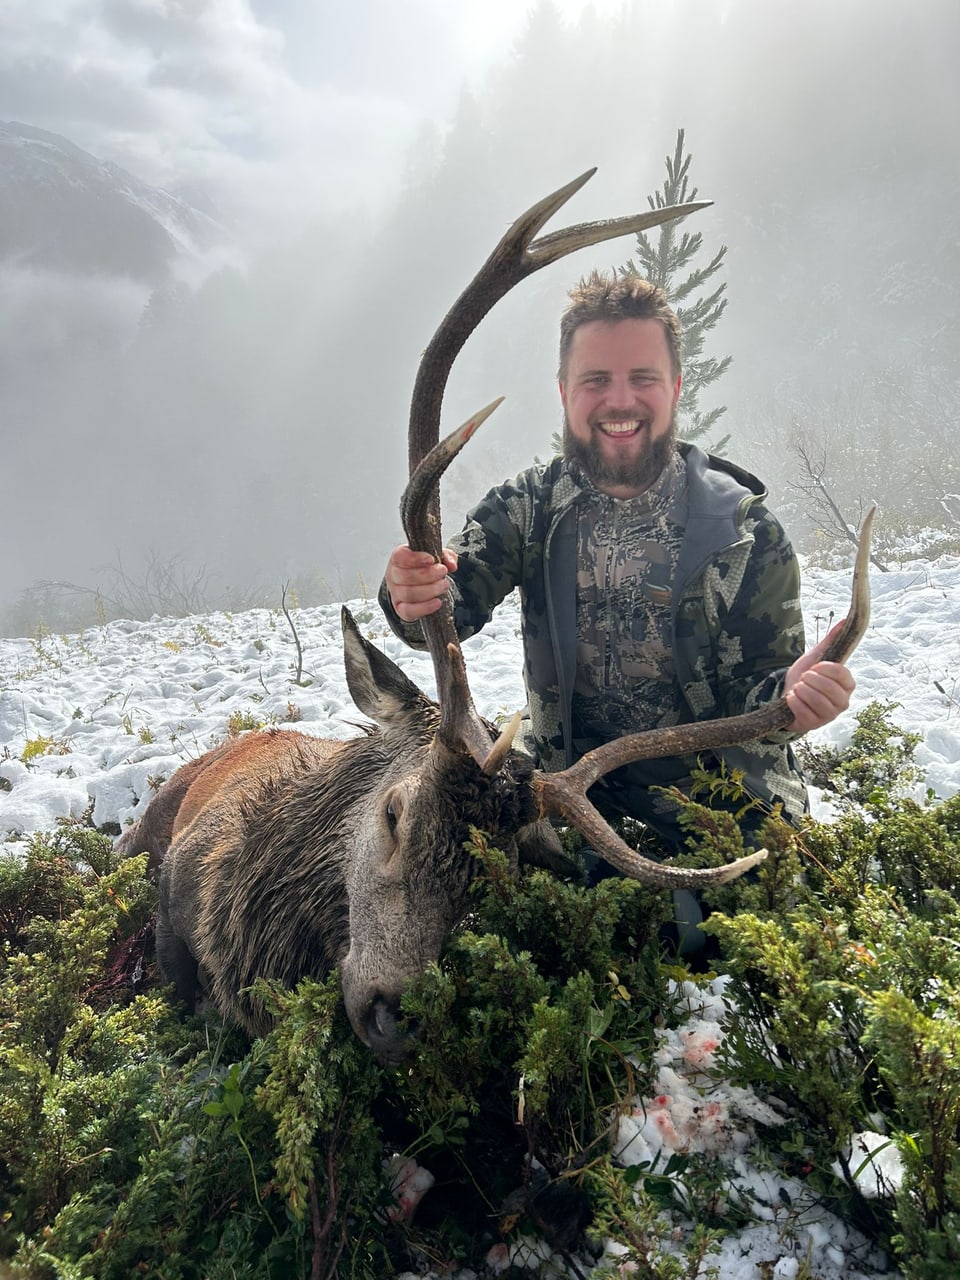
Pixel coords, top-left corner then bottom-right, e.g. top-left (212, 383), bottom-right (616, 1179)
top-left (380, 273), bottom-right (853, 912)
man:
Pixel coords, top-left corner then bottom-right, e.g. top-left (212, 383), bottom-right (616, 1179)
top-left (380, 272), bottom-right (854, 866)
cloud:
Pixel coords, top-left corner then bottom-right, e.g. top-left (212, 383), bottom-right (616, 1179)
top-left (0, 0), bottom-right (446, 239)
top-left (0, 0), bottom-right (620, 241)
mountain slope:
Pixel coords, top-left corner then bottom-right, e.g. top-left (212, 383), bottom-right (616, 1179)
top-left (0, 121), bottom-right (226, 282)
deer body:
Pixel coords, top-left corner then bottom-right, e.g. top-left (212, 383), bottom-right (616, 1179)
top-left (155, 730), bottom-right (344, 1035)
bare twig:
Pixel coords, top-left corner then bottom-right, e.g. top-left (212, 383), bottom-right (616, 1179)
top-left (38, 551), bottom-right (213, 620)
top-left (281, 581), bottom-right (305, 685)
top-left (789, 434), bottom-right (888, 572)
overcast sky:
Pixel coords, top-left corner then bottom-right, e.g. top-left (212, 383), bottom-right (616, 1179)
top-left (1, 0), bottom-right (626, 235)
top-left (2, 0), bottom-right (957, 625)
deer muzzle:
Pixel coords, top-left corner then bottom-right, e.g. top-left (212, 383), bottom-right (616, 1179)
top-left (361, 992), bottom-right (419, 1065)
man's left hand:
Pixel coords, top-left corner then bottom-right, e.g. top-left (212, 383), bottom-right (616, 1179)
top-left (783, 620), bottom-right (856, 732)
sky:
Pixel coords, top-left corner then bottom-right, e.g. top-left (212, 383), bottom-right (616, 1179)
top-left (3, 546), bottom-right (958, 1276)
top-left (2, 0), bottom-right (958, 624)
top-left (1, 0), bottom-right (625, 234)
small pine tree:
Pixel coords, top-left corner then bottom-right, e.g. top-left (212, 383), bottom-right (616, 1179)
top-left (621, 129), bottom-right (732, 453)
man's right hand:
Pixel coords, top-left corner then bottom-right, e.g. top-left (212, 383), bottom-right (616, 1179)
top-left (385, 545), bottom-right (458, 622)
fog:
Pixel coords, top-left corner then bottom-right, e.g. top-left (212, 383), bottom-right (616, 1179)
top-left (2, 0), bottom-right (958, 634)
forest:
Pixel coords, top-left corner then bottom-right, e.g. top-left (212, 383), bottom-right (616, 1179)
top-left (2, 0), bottom-right (958, 633)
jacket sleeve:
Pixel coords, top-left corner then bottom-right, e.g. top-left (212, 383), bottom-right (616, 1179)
top-left (379, 472), bottom-right (533, 649)
top-left (711, 508), bottom-right (806, 738)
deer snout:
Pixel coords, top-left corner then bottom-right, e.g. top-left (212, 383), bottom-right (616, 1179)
top-left (364, 993), bottom-right (419, 1065)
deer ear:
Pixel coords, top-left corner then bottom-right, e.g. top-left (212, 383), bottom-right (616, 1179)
top-left (341, 608), bottom-right (433, 728)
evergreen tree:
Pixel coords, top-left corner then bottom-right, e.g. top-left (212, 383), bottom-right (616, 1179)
top-left (621, 129), bottom-right (732, 452)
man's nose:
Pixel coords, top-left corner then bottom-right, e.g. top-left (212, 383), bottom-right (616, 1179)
top-left (602, 376), bottom-right (637, 409)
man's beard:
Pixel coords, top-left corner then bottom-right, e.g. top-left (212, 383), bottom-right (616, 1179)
top-left (562, 409), bottom-right (677, 494)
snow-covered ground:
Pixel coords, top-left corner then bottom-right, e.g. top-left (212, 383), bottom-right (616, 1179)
top-left (2, 555), bottom-right (957, 841)
top-left (2, 552), bottom-right (959, 1279)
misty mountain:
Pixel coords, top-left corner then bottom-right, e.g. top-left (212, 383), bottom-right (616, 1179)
top-left (0, 121), bottom-right (226, 283)
top-left (1, 0), bottom-right (957, 636)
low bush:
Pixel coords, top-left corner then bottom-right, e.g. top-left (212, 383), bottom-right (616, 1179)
top-left (0, 704), bottom-right (957, 1277)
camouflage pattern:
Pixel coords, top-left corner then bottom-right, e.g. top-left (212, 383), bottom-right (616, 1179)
top-left (572, 450), bottom-right (688, 743)
top-left (380, 442), bottom-right (809, 846)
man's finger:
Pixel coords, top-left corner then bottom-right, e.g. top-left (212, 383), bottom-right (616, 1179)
top-left (394, 576), bottom-right (451, 604)
top-left (395, 595), bottom-right (445, 623)
top-left (393, 546), bottom-right (440, 570)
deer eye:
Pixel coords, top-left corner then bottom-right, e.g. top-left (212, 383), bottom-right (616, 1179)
top-left (385, 796), bottom-right (400, 832)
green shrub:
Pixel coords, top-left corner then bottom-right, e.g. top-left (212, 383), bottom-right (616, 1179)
top-left (797, 699), bottom-right (924, 803)
top-left (700, 705), bottom-right (960, 1278)
top-left (2, 703), bottom-right (959, 1276)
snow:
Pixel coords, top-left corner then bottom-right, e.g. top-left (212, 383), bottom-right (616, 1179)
top-left (832, 1132), bottom-right (906, 1202)
top-left (2, 551), bottom-right (959, 1279)
top-left (604, 978), bottom-right (896, 1279)
top-left (384, 1154), bottom-right (437, 1224)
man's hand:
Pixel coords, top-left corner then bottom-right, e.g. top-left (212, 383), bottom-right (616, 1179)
top-left (783, 619), bottom-right (856, 732)
top-left (385, 546), bottom-right (459, 623)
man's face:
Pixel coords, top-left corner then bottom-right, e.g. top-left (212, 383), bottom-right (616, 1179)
top-left (559, 318), bottom-right (682, 499)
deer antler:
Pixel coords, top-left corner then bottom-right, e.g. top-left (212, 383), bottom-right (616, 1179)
top-left (400, 172), bottom-right (873, 892)
top-left (405, 391), bottom-right (875, 883)
top-left (402, 169), bottom-right (711, 762)
top-left (531, 504), bottom-right (877, 887)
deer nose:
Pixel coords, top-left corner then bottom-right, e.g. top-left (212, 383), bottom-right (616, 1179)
top-left (365, 994), bottom-right (419, 1065)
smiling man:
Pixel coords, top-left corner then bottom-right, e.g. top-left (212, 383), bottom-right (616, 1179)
top-left (380, 272), bottom-right (854, 880)
top-left (559, 300), bottom-right (680, 498)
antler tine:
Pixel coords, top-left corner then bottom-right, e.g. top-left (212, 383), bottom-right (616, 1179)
top-left (408, 168), bottom-right (711, 474)
top-left (533, 505), bottom-right (877, 889)
top-left (535, 785), bottom-right (770, 889)
top-left (401, 399), bottom-right (507, 763)
top-left (816, 502), bottom-right (875, 662)
top-left (403, 170), bottom-right (712, 765)
top-left (525, 198), bottom-right (713, 268)
top-left (401, 398), bottom-right (504, 559)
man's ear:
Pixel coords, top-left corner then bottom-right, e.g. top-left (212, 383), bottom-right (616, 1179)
top-left (673, 374), bottom-right (682, 406)
top-left (558, 379), bottom-right (568, 410)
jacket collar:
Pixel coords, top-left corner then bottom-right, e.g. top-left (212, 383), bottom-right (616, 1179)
top-left (553, 442), bottom-right (768, 587)
top-left (556, 442), bottom-right (766, 518)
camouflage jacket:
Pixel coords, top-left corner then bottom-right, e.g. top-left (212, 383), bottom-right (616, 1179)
top-left (380, 443), bottom-right (809, 831)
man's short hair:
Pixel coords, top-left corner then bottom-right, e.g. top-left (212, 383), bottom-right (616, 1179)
top-left (558, 271), bottom-right (682, 381)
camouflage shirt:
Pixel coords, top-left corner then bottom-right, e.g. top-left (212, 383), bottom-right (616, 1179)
top-left (380, 442), bottom-right (809, 843)
top-left (573, 451), bottom-right (687, 740)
